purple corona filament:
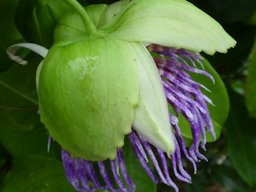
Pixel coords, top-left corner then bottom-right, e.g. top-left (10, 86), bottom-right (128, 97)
top-left (61, 45), bottom-right (215, 192)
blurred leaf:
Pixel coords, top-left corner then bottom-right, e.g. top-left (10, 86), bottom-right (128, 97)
top-left (247, 11), bottom-right (256, 25)
top-left (205, 25), bottom-right (255, 76)
top-left (211, 160), bottom-right (252, 192)
top-left (181, 155), bottom-right (253, 192)
top-left (0, 145), bottom-right (10, 187)
top-left (196, 0), bottom-right (256, 24)
top-left (1, 156), bottom-right (74, 192)
top-left (123, 141), bottom-right (157, 192)
top-left (0, 125), bottom-right (48, 159)
top-left (0, 57), bottom-right (39, 131)
top-left (0, 159), bottom-right (4, 170)
top-left (0, 145), bottom-right (8, 171)
top-left (15, 0), bottom-right (76, 47)
top-left (226, 91), bottom-right (256, 187)
top-left (176, 59), bottom-right (229, 142)
top-left (246, 38), bottom-right (256, 117)
top-left (0, 59), bottom-right (61, 158)
top-left (0, 0), bottom-right (22, 71)
top-left (80, 0), bottom-right (115, 5)
top-left (182, 166), bottom-right (211, 192)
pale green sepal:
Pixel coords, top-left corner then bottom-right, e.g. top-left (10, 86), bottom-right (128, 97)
top-left (102, 0), bottom-right (236, 55)
top-left (131, 43), bottom-right (175, 155)
top-left (6, 43), bottom-right (48, 65)
top-left (36, 61), bottom-right (44, 91)
top-left (85, 4), bottom-right (107, 27)
top-left (54, 5), bottom-right (107, 44)
top-left (98, 1), bottom-right (123, 27)
top-left (98, 0), bottom-right (134, 27)
top-left (54, 13), bottom-right (88, 44)
top-left (38, 38), bottom-right (139, 161)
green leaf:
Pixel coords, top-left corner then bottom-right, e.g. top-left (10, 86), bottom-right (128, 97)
top-left (0, 57), bottom-right (39, 131)
top-left (204, 25), bottom-right (255, 76)
top-left (183, 158), bottom-right (253, 192)
top-left (198, 0), bottom-right (256, 24)
top-left (0, 56), bottom-right (59, 159)
top-left (246, 38), bottom-right (256, 117)
top-left (0, 0), bottom-right (22, 71)
top-left (211, 161), bottom-right (253, 192)
top-left (0, 144), bottom-right (8, 171)
top-left (176, 59), bottom-right (229, 142)
top-left (226, 91), bottom-right (256, 187)
top-left (102, 0), bottom-right (236, 55)
top-left (1, 156), bottom-right (74, 192)
top-left (248, 11), bottom-right (256, 25)
top-left (15, 0), bottom-right (75, 47)
top-left (0, 125), bottom-right (49, 159)
top-left (123, 141), bottom-right (157, 192)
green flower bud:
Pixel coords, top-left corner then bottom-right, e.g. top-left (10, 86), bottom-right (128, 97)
top-left (7, 0), bottom-right (236, 162)
top-left (38, 38), bottom-right (139, 161)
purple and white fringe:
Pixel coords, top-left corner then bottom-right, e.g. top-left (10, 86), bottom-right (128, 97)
top-left (61, 45), bottom-right (215, 192)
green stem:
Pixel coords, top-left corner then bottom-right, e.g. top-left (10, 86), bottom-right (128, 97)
top-left (67, 0), bottom-right (97, 34)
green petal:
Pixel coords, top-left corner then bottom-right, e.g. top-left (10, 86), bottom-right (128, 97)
top-left (38, 38), bottom-right (139, 161)
top-left (131, 43), bottom-right (175, 154)
top-left (101, 0), bottom-right (236, 55)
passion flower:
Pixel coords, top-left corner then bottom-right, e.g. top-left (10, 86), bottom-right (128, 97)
top-left (7, 0), bottom-right (236, 191)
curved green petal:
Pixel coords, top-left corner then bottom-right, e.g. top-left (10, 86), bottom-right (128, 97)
top-left (101, 0), bottom-right (236, 55)
top-left (6, 43), bottom-right (48, 65)
top-left (131, 43), bottom-right (175, 155)
top-left (38, 38), bottom-right (139, 161)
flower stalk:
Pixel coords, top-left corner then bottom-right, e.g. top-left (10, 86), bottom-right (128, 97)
top-left (66, 0), bottom-right (97, 34)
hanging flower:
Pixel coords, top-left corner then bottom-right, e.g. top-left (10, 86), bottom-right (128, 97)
top-left (7, 0), bottom-right (236, 191)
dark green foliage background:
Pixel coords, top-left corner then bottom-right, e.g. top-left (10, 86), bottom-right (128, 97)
top-left (0, 0), bottom-right (256, 191)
